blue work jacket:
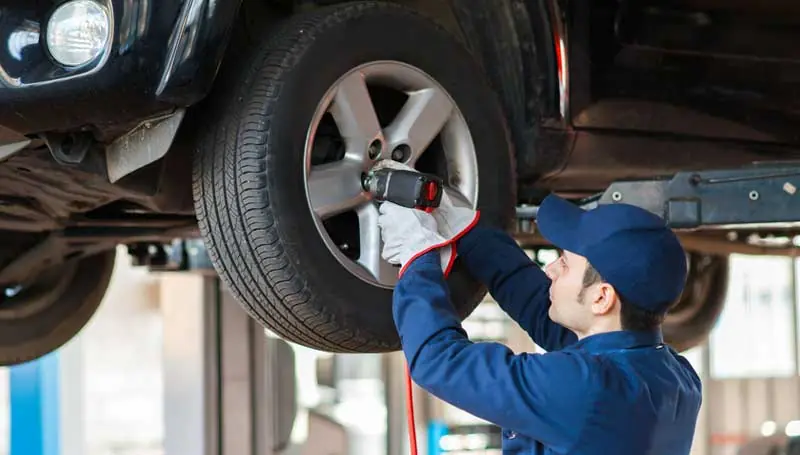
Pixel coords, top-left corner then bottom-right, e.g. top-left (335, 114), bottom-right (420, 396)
top-left (393, 225), bottom-right (703, 454)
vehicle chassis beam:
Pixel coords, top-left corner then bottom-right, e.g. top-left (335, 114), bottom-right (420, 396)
top-left (519, 161), bottom-right (800, 230)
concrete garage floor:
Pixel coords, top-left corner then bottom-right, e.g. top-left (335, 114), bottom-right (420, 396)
top-left (0, 247), bottom-right (798, 455)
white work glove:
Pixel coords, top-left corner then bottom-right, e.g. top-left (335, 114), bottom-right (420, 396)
top-left (431, 187), bottom-right (480, 242)
top-left (377, 202), bottom-right (456, 277)
top-left (371, 159), bottom-right (411, 173)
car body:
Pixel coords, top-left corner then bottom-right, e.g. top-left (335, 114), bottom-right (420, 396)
top-left (0, 0), bottom-right (796, 363)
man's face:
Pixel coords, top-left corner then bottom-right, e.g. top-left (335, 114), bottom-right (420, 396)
top-left (544, 250), bottom-right (594, 332)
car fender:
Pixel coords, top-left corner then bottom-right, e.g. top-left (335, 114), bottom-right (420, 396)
top-left (155, 0), bottom-right (245, 105)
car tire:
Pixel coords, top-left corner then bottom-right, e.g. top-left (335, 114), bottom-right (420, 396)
top-left (663, 253), bottom-right (729, 352)
top-left (192, 1), bottom-right (516, 352)
top-left (0, 249), bottom-right (116, 365)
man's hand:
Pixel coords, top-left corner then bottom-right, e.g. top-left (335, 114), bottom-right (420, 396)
top-left (377, 202), bottom-right (455, 277)
top-left (371, 159), bottom-right (479, 241)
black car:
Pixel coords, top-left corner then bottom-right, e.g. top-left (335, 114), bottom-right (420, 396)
top-left (0, 0), bottom-right (796, 364)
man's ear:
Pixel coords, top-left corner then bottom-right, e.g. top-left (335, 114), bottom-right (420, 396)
top-left (591, 283), bottom-right (619, 316)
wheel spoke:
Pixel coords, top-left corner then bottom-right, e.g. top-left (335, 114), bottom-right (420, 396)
top-left (308, 159), bottom-right (367, 220)
top-left (384, 87), bottom-right (454, 165)
top-left (357, 203), bottom-right (399, 285)
top-left (330, 71), bottom-right (383, 160)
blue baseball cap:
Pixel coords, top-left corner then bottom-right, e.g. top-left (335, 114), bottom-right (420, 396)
top-left (536, 194), bottom-right (688, 313)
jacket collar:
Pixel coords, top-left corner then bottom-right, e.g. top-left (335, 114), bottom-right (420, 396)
top-left (571, 329), bottom-right (664, 353)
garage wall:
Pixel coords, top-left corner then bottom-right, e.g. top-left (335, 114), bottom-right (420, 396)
top-left (77, 247), bottom-right (166, 455)
top-left (701, 255), bottom-right (800, 455)
top-left (705, 377), bottom-right (800, 454)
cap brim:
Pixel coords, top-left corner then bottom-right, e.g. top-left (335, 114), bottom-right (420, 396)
top-left (536, 194), bottom-right (585, 254)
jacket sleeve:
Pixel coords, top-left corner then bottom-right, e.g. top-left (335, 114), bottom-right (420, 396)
top-left (393, 252), bottom-right (593, 451)
top-left (455, 224), bottom-right (577, 352)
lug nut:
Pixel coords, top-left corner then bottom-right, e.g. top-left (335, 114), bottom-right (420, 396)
top-left (361, 172), bottom-right (370, 191)
top-left (368, 140), bottom-right (382, 160)
top-left (392, 144), bottom-right (410, 162)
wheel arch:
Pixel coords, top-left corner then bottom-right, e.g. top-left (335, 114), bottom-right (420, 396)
top-left (406, 0), bottom-right (564, 184)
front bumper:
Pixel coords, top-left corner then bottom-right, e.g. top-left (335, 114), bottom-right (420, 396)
top-left (0, 0), bottom-right (242, 139)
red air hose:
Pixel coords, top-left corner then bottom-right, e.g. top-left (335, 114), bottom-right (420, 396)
top-left (400, 241), bottom-right (463, 455)
top-left (405, 363), bottom-right (419, 455)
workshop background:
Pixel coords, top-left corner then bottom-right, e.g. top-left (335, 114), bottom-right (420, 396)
top-left (0, 246), bottom-right (797, 455)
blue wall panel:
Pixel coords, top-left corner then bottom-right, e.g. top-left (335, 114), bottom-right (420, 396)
top-left (428, 420), bottom-right (449, 455)
top-left (10, 353), bottom-right (60, 455)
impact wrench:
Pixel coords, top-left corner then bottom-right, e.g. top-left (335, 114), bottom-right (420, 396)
top-left (363, 167), bottom-right (444, 212)
top-left (363, 167), bottom-right (444, 455)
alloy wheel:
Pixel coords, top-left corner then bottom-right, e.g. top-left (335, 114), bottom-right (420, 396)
top-left (303, 61), bottom-right (479, 288)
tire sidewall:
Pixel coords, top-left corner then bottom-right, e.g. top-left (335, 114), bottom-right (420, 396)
top-left (240, 5), bottom-right (515, 346)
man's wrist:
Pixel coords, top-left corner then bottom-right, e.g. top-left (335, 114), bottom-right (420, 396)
top-left (455, 222), bottom-right (485, 257)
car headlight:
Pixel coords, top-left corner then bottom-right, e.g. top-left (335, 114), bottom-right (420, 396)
top-left (46, 0), bottom-right (111, 67)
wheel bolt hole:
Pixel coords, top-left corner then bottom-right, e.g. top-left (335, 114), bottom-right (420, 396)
top-left (368, 139), bottom-right (382, 160)
top-left (392, 144), bottom-right (410, 162)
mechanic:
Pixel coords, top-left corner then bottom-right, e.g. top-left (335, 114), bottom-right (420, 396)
top-left (376, 173), bottom-right (703, 454)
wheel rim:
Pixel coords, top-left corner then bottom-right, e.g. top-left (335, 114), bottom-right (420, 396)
top-left (303, 61), bottom-right (478, 288)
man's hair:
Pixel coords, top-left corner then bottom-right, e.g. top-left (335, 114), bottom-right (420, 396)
top-left (581, 262), bottom-right (666, 331)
